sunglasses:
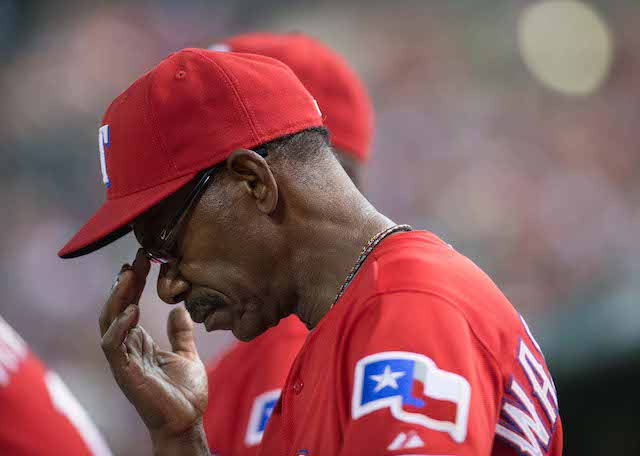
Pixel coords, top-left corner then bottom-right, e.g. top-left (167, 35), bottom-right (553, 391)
top-left (140, 147), bottom-right (268, 264)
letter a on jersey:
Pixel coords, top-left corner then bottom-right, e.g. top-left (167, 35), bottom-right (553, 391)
top-left (352, 351), bottom-right (471, 443)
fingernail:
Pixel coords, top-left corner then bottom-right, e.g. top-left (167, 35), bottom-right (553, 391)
top-left (125, 305), bottom-right (136, 315)
top-left (120, 263), bottom-right (131, 272)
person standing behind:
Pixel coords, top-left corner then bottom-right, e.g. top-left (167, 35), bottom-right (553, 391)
top-left (201, 32), bottom-right (373, 456)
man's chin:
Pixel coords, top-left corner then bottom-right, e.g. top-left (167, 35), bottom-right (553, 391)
top-left (231, 318), bottom-right (271, 342)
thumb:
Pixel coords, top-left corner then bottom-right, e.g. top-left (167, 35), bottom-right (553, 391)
top-left (167, 307), bottom-right (198, 356)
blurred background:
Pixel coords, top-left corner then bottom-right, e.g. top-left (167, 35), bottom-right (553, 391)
top-left (0, 0), bottom-right (638, 454)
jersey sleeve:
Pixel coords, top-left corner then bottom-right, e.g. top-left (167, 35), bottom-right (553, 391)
top-left (340, 291), bottom-right (502, 456)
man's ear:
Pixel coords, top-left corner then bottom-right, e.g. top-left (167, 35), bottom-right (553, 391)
top-left (226, 149), bottom-right (278, 215)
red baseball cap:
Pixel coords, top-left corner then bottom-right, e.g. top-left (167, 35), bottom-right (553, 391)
top-left (213, 32), bottom-right (373, 162)
top-left (58, 48), bottom-right (323, 259)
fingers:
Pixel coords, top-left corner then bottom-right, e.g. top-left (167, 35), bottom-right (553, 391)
top-left (125, 325), bottom-right (159, 364)
top-left (167, 307), bottom-right (198, 356)
top-left (99, 249), bottom-right (151, 337)
top-left (128, 248), bottom-right (151, 306)
top-left (131, 248), bottom-right (151, 292)
top-left (100, 304), bottom-right (140, 371)
top-left (100, 264), bottom-right (132, 336)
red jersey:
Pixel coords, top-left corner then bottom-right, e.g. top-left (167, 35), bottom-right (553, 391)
top-left (204, 316), bottom-right (308, 456)
top-left (260, 230), bottom-right (563, 456)
top-left (0, 317), bottom-right (112, 456)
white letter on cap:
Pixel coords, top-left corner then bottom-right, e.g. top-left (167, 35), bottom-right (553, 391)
top-left (98, 125), bottom-right (110, 187)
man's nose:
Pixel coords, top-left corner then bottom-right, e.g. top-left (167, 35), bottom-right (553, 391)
top-left (157, 263), bottom-right (191, 304)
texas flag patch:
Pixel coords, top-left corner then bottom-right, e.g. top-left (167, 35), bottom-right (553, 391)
top-left (352, 351), bottom-right (471, 443)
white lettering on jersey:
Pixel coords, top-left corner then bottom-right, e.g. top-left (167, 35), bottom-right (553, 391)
top-left (98, 125), bottom-right (111, 187)
top-left (497, 377), bottom-right (550, 456)
top-left (520, 314), bottom-right (559, 398)
top-left (0, 317), bottom-right (28, 386)
top-left (496, 317), bottom-right (559, 456)
top-left (244, 389), bottom-right (281, 446)
top-left (518, 341), bottom-right (558, 423)
top-left (46, 372), bottom-right (113, 456)
top-left (519, 315), bottom-right (544, 358)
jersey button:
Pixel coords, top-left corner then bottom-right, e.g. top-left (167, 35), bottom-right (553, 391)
top-left (292, 380), bottom-right (304, 395)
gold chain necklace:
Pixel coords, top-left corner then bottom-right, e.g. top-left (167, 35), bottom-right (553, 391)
top-left (332, 224), bottom-right (413, 307)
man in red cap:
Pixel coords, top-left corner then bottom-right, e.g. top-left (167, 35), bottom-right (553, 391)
top-left (62, 48), bottom-right (563, 455)
top-left (201, 32), bottom-right (373, 456)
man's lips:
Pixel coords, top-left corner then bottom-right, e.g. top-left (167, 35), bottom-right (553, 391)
top-left (204, 310), bottom-right (233, 332)
top-left (185, 294), bottom-right (226, 323)
top-left (186, 306), bottom-right (209, 324)
top-left (185, 292), bottom-right (233, 331)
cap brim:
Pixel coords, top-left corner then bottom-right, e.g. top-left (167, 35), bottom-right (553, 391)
top-left (58, 173), bottom-right (197, 259)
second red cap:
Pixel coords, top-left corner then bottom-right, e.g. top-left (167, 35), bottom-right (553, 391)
top-left (218, 33), bottom-right (373, 162)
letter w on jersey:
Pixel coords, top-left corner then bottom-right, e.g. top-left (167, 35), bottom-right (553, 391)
top-left (352, 351), bottom-right (471, 443)
top-left (496, 320), bottom-right (559, 456)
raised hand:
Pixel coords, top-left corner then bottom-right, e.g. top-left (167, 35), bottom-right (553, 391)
top-left (99, 250), bottom-right (209, 454)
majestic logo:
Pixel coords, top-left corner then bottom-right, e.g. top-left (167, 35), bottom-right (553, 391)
top-left (98, 125), bottom-right (111, 188)
top-left (352, 351), bottom-right (471, 443)
top-left (244, 389), bottom-right (281, 446)
top-left (387, 430), bottom-right (425, 451)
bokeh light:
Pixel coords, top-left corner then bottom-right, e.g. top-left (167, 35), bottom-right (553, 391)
top-left (518, 0), bottom-right (613, 96)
